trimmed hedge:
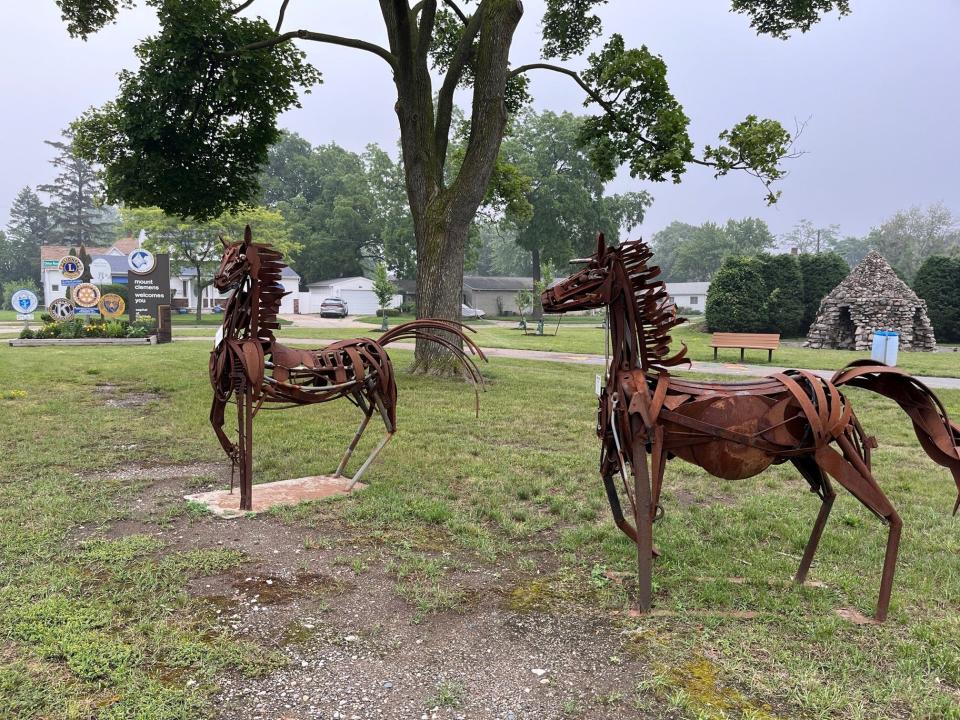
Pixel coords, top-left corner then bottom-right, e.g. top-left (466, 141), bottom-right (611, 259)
top-left (798, 252), bottom-right (848, 331)
top-left (913, 255), bottom-right (960, 342)
top-left (755, 253), bottom-right (804, 336)
top-left (705, 256), bottom-right (769, 332)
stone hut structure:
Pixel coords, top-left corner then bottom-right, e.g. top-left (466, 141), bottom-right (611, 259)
top-left (805, 251), bottom-right (936, 351)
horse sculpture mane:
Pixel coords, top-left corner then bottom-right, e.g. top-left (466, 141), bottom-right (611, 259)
top-left (615, 239), bottom-right (690, 369)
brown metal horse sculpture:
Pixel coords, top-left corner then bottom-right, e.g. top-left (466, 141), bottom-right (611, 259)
top-left (209, 227), bottom-right (486, 512)
top-left (542, 234), bottom-right (960, 620)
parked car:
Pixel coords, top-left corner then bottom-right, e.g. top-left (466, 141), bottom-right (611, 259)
top-left (461, 303), bottom-right (485, 319)
top-left (320, 297), bottom-right (349, 318)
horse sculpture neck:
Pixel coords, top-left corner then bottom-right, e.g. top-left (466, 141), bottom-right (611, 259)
top-left (602, 242), bottom-right (689, 378)
top-left (222, 243), bottom-right (287, 351)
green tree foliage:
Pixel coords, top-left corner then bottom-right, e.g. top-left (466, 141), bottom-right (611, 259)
top-left (38, 130), bottom-right (115, 245)
top-left (260, 134), bottom-right (415, 282)
top-left (825, 234), bottom-right (870, 267)
top-left (755, 252), bottom-right (804, 335)
top-left (372, 262), bottom-right (398, 330)
top-left (862, 203), bottom-right (960, 281)
top-left (62, 0), bottom-right (848, 368)
top-left (913, 256), bottom-right (960, 342)
top-left (75, 245), bottom-right (93, 284)
top-left (472, 224), bottom-right (529, 277)
top-left (497, 109), bottom-right (651, 291)
top-left (121, 205), bottom-right (297, 322)
top-left (2, 188), bottom-right (51, 285)
top-left (797, 251), bottom-right (848, 330)
top-left (705, 256), bottom-right (769, 332)
top-left (648, 221), bottom-right (696, 280)
top-left (652, 217), bottom-right (775, 281)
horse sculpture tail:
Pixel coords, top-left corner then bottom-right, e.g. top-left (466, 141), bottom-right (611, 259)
top-left (832, 360), bottom-right (960, 515)
top-left (377, 319), bottom-right (488, 412)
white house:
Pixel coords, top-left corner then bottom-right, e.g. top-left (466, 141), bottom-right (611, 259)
top-left (307, 276), bottom-right (402, 316)
top-left (172, 265), bottom-right (303, 314)
top-left (665, 282), bottom-right (710, 312)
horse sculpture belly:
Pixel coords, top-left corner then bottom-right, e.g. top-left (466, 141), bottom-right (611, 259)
top-left (669, 395), bottom-right (779, 479)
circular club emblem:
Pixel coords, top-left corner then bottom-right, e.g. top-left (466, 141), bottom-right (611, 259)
top-left (98, 293), bottom-right (126, 318)
top-left (10, 289), bottom-right (38, 314)
top-left (128, 248), bottom-right (156, 275)
top-left (59, 255), bottom-right (84, 280)
top-left (49, 298), bottom-right (75, 320)
top-left (73, 283), bottom-right (101, 308)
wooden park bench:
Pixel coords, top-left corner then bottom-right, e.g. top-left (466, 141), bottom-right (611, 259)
top-left (710, 332), bottom-right (781, 363)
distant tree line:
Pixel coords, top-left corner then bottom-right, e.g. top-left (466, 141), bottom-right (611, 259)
top-left (654, 203), bottom-right (958, 286)
top-left (654, 202), bottom-right (959, 340)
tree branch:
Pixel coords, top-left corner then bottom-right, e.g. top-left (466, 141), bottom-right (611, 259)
top-left (221, 29), bottom-right (398, 69)
top-left (229, 0), bottom-right (257, 15)
top-left (510, 62), bottom-right (653, 146)
top-left (275, 0), bottom-right (291, 32)
top-left (415, 0), bottom-right (438, 66)
top-left (435, 7), bottom-right (483, 162)
top-left (510, 61), bottom-right (802, 196)
top-left (443, 0), bottom-right (469, 25)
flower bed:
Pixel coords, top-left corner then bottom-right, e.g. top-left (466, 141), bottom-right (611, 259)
top-left (19, 315), bottom-right (155, 340)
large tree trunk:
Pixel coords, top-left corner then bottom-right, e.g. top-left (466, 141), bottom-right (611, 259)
top-left (411, 212), bottom-right (469, 373)
top-left (386, 0), bottom-right (523, 374)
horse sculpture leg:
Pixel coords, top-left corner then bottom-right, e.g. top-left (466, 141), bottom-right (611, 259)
top-left (815, 435), bottom-right (902, 621)
top-left (631, 430), bottom-right (655, 613)
top-left (335, 394), bottom-right (375, 479)
top-left (344, 391), bottom-right (395, 492)
top-left (236, 384), bottom-right (255, 512)
top-left (791, 456), bottom-right (837, 585)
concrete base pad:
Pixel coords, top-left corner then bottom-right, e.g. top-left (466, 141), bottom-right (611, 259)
top-left (185, 475), bottom-right (365, 519)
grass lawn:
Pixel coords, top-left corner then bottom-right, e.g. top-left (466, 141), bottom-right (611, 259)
top-left (178, 321), bottom-right (960, 378)
top-left (1, 341), bottom-right (959, 717)
top-left (0, 309), bottom-right (24, 321)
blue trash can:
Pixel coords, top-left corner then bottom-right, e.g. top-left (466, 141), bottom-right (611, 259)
top-left (871, 330), bottom-right (899, 366)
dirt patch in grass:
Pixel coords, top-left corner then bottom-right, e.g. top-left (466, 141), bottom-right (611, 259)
top-left (672, 488), bottom-right (736, 508)
top-left (94, 381), bottom-right (165, 408)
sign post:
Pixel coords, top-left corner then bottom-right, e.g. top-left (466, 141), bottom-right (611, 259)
top-left (10, 289), bottom-right (38, 330)
top-left (127, 250), bottom-right (171, 340)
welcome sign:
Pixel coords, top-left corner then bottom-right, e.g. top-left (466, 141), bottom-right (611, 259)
top-left (128, 252), bottom-right (171, 322)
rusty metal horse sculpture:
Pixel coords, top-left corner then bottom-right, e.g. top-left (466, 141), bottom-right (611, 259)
top-left (542, 234), bottom-right (960, 620)
top-left (209, 227), bottom-right (486, 512)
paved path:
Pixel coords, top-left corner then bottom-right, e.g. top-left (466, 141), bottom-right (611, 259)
top-left (174, 335), bottom-right (960, 390)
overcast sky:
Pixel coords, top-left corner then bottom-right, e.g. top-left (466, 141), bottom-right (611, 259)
top-left (1, 1), bottom-right (957, 241)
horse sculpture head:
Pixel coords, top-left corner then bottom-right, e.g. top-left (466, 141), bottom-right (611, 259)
top-left (540, 233), bottom-right (615, 314)
top-left (542, 232), bottom-right (689, 370)
top-left (213, 226), bottom-right (255, 293)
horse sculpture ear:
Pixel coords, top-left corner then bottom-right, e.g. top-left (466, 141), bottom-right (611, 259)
top-left (596, 233), bottom-right (606, 259)
top-left (244, 225), bottom-right (252, 246)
